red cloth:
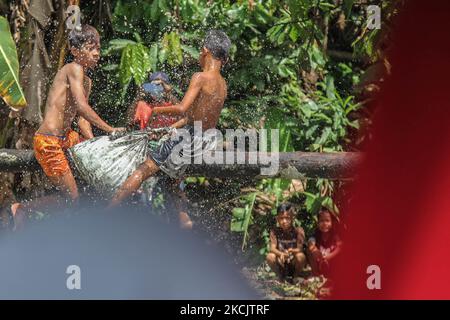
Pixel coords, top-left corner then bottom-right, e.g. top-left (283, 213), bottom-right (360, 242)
top-left (148, 101), bottom-right (179, 129)
top-left (133, 100), bottom-right (178, 129)
top-left (331, 0), bottom-right (450, 299)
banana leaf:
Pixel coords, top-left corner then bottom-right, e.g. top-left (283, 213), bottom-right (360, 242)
top-left (0, 16), bottom-right (27, 111)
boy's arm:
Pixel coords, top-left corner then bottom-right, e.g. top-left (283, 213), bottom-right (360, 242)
top-left (152, 73), bottom-right (203, 116)
top-left (324, 240), bottom-right (343, 261)
top-left (78, 117), bottom-right (94, 139)
top-left (67, 65), bottom-right (117, 133)
top-left (170, 117), bottom-right (188, 128)
top-left (128, 89), bottom-right (145, 127)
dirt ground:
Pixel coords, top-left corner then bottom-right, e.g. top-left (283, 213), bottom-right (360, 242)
top-left (241, 264), bottom-right (327, 300)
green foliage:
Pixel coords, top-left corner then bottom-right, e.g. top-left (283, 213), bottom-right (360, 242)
top-left (119, 42), bottom-right (152, 86)
top-left (230, 192), bottom-right (256, 250)
top-left (0, 16), bottom-right (26, 110)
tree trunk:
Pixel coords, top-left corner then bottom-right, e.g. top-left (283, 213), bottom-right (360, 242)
top-left (0, 149), bottom-right (362, 180)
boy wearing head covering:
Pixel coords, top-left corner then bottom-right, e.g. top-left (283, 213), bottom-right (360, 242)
top-left (130, 72), bottom-right (180, 130)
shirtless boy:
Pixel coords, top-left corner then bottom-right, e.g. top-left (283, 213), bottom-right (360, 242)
top-left (266, 203), bottom-right (306, 282)
top-left (14, 25), bottom-right (123, 217)
top-left (109, 30), bottom-right (231, 211)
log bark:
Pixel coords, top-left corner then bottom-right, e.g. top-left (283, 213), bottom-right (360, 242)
top-left (0, 149), bottom-right (362, 179)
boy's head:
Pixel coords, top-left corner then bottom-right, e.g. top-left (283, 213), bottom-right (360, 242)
top-left (276, 203), bottom-right (295, 231)
top-left (200, 30), bottom-right (231, 67)
top-left (69, 25), bottom-right (100, 68)
top-left (318, 208), bottom-right (334, 234)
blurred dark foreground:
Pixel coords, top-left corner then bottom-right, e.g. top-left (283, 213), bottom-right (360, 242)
top-left (0, 204), bottom-right (258, 299)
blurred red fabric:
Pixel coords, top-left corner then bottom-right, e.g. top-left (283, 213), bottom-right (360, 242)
top-left (332, 0), bottom-right (450, 299)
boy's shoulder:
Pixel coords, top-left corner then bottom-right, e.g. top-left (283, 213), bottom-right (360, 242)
top-left (190, 71), bottom-right (206, 83)
top-left (191, 71), bottom-right (223, 82)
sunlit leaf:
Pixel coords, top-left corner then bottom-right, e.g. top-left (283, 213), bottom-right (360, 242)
top-left (0, 16), bottom-right (26, 110)
top-left (119, 43), bottom-right (151, 86)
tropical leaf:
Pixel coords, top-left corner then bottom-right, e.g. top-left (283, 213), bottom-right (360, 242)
top-left (104, 38), bottom-right (137, 56)
top-left (119, 43), bottom-right (151, 86)
top-left (149, 43), bottom-right (159, 73)
top-left (162, 32), bottom-right (183, 66)
top-left (0, 16), bottom-right (26, 110)
top-left (230, 192), bottom-right (257, 250)
top-left (181, 44), bottom-right (200, 59)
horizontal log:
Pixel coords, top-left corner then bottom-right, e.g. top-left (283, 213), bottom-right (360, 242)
top-left (0, 149), bottom-right (362, 179)
top-left (0, 148), bottom-right (39, 172)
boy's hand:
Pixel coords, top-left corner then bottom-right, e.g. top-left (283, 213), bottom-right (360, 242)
top-left (112, 127), bottom-right (126, 132)
top-left (134, 101), bottom-right (153, 129)
top-left (278, 252), bottom-right (289, 265)
top-left (108, 127), bottom-right (127, 140)
top-left (320, 257), bottom-right (330, 268)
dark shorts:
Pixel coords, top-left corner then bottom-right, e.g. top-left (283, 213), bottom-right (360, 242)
top-left (149, 126), bottom-right (194, 167)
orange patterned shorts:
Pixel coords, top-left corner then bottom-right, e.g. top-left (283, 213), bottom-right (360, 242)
top-left (33, 130), bottom-right (80, 177)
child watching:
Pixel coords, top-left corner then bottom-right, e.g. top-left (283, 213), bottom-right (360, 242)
top-left (266, 203), bottom-right (306, 282)
top-left (307, 208), bottom-right (343, 277)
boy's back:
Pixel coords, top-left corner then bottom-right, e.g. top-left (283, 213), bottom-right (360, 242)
top-left (187, 70), bottom-right (227, 130)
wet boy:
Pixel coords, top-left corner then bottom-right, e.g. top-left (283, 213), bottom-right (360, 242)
top-left (33, 25), bottom-right (123, 200)
top-left (128, 72), bottom-right (192, 229)
top-left (307, 208), bottom-right (342, 277)
top-left (129, 71), bottom-right (180, 130)
top-left (266, 204), bottom-right (306, 281)
top-left (109, 30), bottom-right (231, 208)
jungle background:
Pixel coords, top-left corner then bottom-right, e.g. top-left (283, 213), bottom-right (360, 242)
top-left (0, 0), bottom-right (399, 298)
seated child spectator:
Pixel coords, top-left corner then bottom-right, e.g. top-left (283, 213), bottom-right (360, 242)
top-left (307, 208), bottom-right (343, 278)
top-left (266, 203), bottom-right (306, 282)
